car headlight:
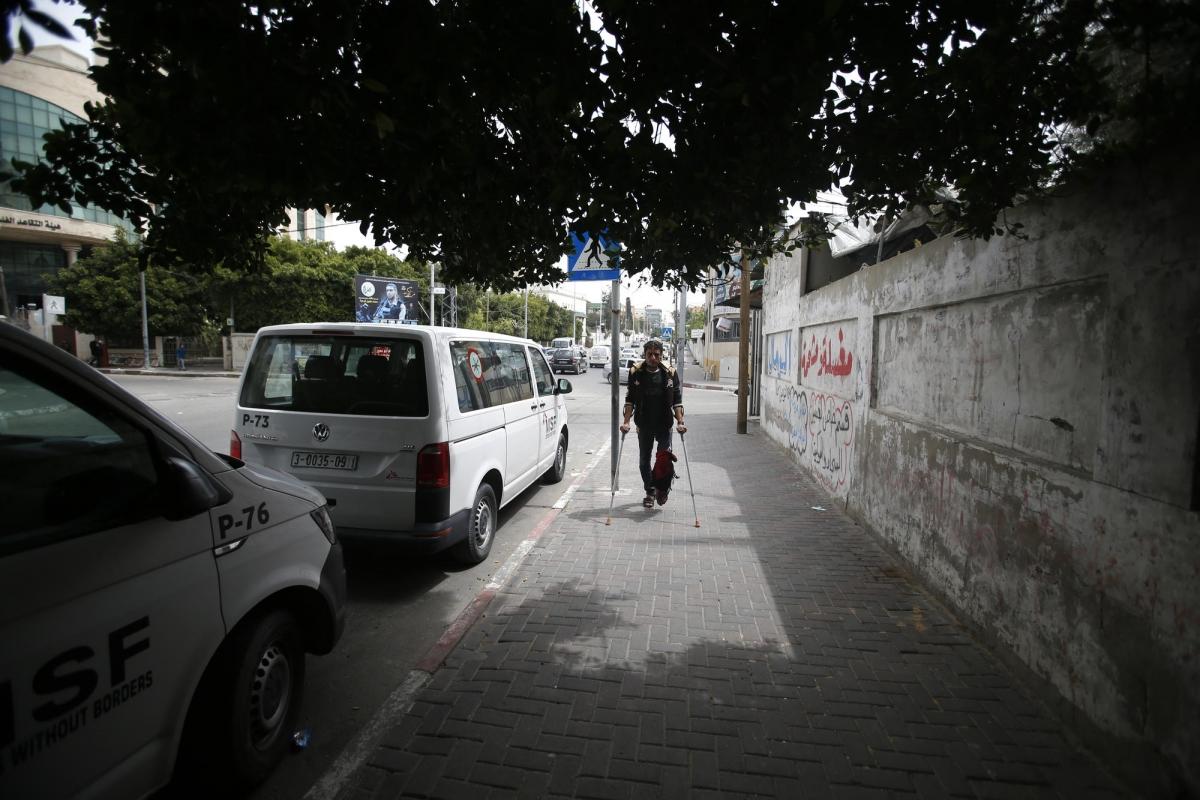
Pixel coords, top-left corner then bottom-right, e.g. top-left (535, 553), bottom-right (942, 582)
top-left (310, 505), bottom-right (337, 545)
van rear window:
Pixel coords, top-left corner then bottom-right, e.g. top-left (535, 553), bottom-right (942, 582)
top-left (240, 335), bottom-right (428, 416)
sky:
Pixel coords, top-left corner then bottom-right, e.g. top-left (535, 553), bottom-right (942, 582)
top-left (19, 1), bottom-right (706, 315)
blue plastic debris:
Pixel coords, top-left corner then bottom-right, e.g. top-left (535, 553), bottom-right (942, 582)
top-left (291, 728), bottom-right (311, 751)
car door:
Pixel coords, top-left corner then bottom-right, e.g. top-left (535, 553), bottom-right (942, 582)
top-left (494, 342), bottom-right (540, 494)
top-left (0, 354), bottom-right (224, 800)
top-left (528, 346), bottom-right (561, 471)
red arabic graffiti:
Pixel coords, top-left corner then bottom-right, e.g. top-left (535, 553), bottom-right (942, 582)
top-left (801, 328), bottom-right (854, 379)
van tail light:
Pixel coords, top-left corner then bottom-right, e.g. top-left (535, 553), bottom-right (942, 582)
top-left (416, 442), bottom-right (450, 488)
top-left (230, 430), bottom-right (242, 459)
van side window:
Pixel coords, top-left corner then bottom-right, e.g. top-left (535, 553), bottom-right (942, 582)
top-left (0, 362), bottom-right (160, 555)
top-left (528, 347), bottom-right (556, 396)
top-left (450, 341), bottom-right (533, 412)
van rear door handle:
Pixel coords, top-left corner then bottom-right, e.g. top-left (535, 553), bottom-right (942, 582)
top-left (539, 402), bottom-right (546, 408)
top-left (530, 403), bottom-right (538, 410)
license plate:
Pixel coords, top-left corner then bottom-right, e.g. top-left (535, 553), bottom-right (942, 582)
top-left (291, 451), bottom-right (359, 470)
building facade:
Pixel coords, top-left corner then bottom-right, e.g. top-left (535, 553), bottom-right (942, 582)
top-left (1, 45), bottom-right (132, 332)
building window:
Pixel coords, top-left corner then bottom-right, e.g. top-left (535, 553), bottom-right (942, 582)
top-left (295, 209), bottom-right (307, 241)
top-left (315, 208), bottom-right (326, 242)
top-left (713, 318), bottom-right (740, 342)
top-left (0, 87), bottom-right (132, 232)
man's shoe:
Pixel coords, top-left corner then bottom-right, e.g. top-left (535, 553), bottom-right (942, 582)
top-left (642, 495), bottom-right (654, 509)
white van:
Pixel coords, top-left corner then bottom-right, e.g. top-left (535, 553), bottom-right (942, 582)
top-left (234, 324), bottom-right (572, 564)
top-left (0, 322), bottom-right (345, 799)
top-left (588, 345), bottom-right (611, 368)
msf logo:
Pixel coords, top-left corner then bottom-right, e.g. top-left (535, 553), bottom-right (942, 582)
top-left (312, 423), bottom-right (330, 442)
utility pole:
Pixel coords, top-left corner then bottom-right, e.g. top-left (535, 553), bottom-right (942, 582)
top-left (676, 286), bottom-right (687, 368)
top-left (429, 263), bottom-right (436, 325)
top-left (523, 287), bottom-right (529, 339)
top-left (138, 250), bottom-right (151, 369)
top-left (736, 251), bottom-right (750, 434)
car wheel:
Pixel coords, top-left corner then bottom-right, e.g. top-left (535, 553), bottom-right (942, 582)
top-left (222, 609), bottom-right (305, 788)
top-left (454, 483), bottom-right (496, 564)
top-left (541, 432), bottom-right (567, 484)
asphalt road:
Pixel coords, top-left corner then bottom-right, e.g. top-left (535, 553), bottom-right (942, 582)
top-left (111, 364), bottom-right (648, 799)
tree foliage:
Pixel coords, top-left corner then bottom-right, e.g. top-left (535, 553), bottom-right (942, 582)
top-left (7, 0), bottom-right (1197, 289)
top-left (49, 234), bottom-right (442, 336)
top-left (457, 286), bottom-right (576, 343)
top-left (45, 231), bottom-right (208, 341)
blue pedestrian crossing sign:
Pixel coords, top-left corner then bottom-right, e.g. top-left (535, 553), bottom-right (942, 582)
top-left (567, 232), bottom-right (621, 281)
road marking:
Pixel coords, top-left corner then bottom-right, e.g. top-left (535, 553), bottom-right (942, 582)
top-left (553, 440), bottom-right (610, 509)
top-left (307, 435), bottom-right (610, 800)
top-left (303, 670), bottom-right (429, 800)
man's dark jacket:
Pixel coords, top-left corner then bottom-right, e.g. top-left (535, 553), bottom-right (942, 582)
top-left (624, 362), bottom-right (683, 430)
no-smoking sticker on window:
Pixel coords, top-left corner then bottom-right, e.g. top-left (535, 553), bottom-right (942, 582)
top-left (467, 348), bottom-right (483, 382)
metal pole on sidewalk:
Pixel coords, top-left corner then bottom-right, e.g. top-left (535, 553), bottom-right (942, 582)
top-left (736, 251), bottom-right (750, 434)
top-left (610, 278), bottom-right (621, 484)
top-left (139, 253), bottom-right (151, 369)
top-left (0, 265), bottom-right (10, 317)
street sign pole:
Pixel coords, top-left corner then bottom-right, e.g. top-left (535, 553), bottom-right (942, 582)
top-left (611, 278), bottom-right (621, 486)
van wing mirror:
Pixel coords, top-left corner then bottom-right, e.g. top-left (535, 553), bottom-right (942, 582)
top-left (556, 378), bottom-right (573, 394)
top-left (162, 456), bottom-right (233, 521)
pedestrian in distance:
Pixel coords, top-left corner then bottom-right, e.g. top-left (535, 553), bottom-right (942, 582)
top-left (176, 340), bottom-right (187, 371)
top-left (88, 338), bottom-right (101, 366)
top-left (619, 339), bottom-right (686, 509)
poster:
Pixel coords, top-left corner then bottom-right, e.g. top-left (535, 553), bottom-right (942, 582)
top-left (355, 275), bottom-right (420, 324)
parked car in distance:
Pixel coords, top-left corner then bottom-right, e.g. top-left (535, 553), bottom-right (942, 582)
top-left (550, 347), bottom-right (587, 374)
top-left (588, 345), bottom-right (611, 367)
top-left (603, 357), bottom-right (638, 384)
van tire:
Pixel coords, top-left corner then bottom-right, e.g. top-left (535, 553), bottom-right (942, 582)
top-left (541, 433), bottom-right (568, 484)
top-left (225, 609), bottom-right (306, 787)
top-left (455, 484), bottom-right (496, 564)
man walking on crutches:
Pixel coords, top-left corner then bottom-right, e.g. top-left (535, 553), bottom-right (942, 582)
top-left (619, 339), bottom-right (686, 509)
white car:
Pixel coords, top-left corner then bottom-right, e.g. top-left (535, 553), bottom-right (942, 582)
top-left (0, 322), bottom-right (345, 799)
top-left (603, 357), bottom-right (638, 385)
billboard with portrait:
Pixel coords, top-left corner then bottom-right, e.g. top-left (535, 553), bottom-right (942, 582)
top-left (355, 275), bottom-right (420, 324)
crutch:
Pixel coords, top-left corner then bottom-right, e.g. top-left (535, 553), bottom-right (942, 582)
top-left (606, 430), bottom-right (627, 526)
top-left (678, 431), bottom-right (700, 528)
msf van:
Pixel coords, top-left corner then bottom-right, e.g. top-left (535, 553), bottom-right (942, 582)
top-left (234, 324), bottom-right (572, 563)
top-left (0, 322), bottom-right (345, 799)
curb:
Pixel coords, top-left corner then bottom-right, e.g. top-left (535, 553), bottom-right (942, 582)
top-left (682, 381), bottom-right (738, 394)
top-left (98, 368), bottom-right (241, 378)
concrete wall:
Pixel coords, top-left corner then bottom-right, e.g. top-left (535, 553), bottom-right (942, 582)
top-left (760, 153), bottom-right (1200, 794)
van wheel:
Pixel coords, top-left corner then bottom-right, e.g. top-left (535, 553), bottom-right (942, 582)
top-left (225, 609), bottom-right (306, 786)
top-left (541, 433), bottom-right (567, 484)
top-left (455, 484), bottom-right (496, 564)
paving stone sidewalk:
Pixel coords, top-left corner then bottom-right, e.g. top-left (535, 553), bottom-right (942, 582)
top-left (341, 413), bottom-right (1128, 799)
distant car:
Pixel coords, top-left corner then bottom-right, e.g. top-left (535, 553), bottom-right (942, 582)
top-left (603, 357), bottom-right (637, 384)
top-left (543, 346), bottom-right (556, 359)
top-left (588, 345), bottom-right (611, 367)
top-left (550, 347), bottom-right (587, 374)
top-left (619, 348), bottom-right (638, 362)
